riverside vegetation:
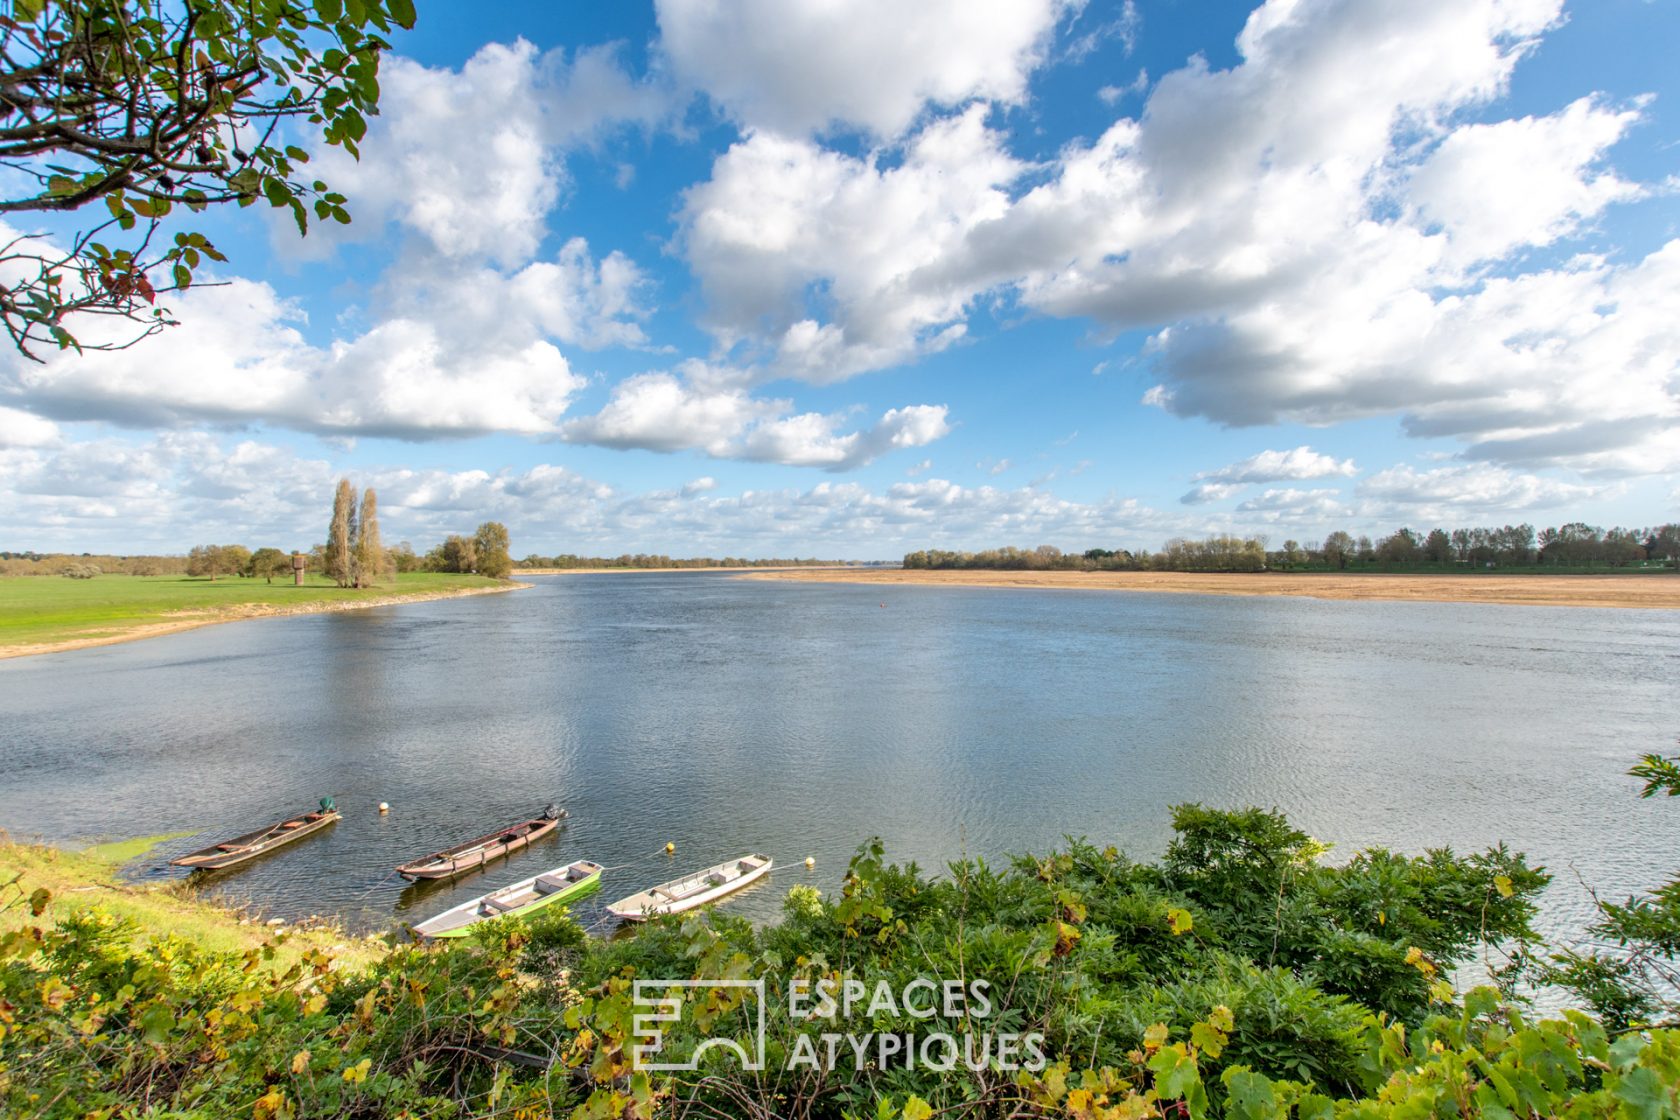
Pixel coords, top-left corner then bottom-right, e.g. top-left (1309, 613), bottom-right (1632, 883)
top-left (3, 756), bottom-right (1679, 1119)
top-left (0, 571), bottom-right (507, 654)
top-left (904, 522), bottom-right (1680, 575)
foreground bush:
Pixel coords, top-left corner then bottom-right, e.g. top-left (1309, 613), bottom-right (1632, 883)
top-left (2, 805), bottom-right (1677, 1119)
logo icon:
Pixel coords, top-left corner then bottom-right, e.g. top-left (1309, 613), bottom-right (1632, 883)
top-left (631, 979), bottom-right (766, 1072)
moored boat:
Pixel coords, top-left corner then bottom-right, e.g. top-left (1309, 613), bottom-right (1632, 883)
top-left (411, 860), bottom-right (603, 939)
top-left (170, 800), bottom-right (341, 871)
top-left (396, 805), bottom-right (567, 881)
top-left (606, 854), bottom-right (772, 922)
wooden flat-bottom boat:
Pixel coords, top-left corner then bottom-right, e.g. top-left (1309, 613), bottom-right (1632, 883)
top-left (412, 860), bottom-right (603, 940)
top-left (170, 807), bottom-right (340, 871)
top-left (396, 810), bottom-right (567, 881)
top-left (606, 854), bottom-right (772, 922)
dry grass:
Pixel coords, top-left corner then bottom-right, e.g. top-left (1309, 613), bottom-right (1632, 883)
top-left (738, 567), bottom-right (1680, 609)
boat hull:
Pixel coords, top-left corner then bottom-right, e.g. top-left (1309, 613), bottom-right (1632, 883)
top-left (413, 861), bottom-right (602, 940)
top-left (396, 814), bottom-right (564, 881)
top-left (607, 855), bottom-right (772, 922)
top-left (170, 810), bottom-right (340, 871)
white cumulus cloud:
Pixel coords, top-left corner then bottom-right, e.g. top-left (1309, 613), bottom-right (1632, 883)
top-left (656, 0), bottom-right (1073, 137)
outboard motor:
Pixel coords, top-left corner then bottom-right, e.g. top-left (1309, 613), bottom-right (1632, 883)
top-left (543, 802), bottom-right (560, 820)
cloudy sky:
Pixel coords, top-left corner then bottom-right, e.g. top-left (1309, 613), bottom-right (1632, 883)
top-left (3, 0), bottom-right (1677, 558)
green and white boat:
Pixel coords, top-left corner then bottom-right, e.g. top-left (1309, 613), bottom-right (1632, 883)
top-left (411, 859), bottom-right (602, 939)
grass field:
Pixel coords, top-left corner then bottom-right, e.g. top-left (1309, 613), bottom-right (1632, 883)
top-left (0, 571), bottom-right (510, 655)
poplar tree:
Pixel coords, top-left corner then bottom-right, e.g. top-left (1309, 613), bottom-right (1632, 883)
top-left (355, 488), bottom-right (383, 588)
top-left (326, 478), bottom-right (355, 588)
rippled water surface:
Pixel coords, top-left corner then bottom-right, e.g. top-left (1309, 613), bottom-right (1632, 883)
top-left (2, 573), bottom-right (1677, 938)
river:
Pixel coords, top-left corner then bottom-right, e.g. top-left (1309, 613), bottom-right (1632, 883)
top-left (1, 572), bottom-right (1675, 940)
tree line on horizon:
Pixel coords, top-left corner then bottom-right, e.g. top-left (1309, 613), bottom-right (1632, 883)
top-left (0, 482), bottom-right (516, 582)
top-left (904, 521), bottom-right (1680, 574)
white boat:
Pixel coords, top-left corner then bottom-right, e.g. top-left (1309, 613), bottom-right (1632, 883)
top-left (606, 854), bottom-right (773, 921)
top-left (411, 860), bottom-right (602, 939)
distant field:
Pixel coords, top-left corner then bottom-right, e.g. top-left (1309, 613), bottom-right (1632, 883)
top-left (0, 572), bottom-right (512, 657)
top-left (739, 567), bottom-right (1680, 609)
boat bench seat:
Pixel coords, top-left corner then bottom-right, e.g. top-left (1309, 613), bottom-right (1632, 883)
top-left (535, 874), bottom-right (571, 894)
top-left (481, 896), bottom-right (522, 913)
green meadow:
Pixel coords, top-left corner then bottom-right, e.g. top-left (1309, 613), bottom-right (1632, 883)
top-left (0, 572), bottom-right (507, 651)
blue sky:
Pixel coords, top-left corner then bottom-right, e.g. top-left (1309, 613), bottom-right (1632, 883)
top-left (2, 0), bottom-right (1677, 558)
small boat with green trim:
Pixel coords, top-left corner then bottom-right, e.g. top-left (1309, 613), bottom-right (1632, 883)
top-left (411, 860), bottom-right (603, 940)
top-left (170, 799), bottom-right (340, 871)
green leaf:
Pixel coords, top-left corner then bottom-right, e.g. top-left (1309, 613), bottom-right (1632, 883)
top-left (901, 1097), bottom-right (933, 1120)
top-left (1613, 1067), bottom-right (1670, 1120)
top-left (1149, 1046), bottom-right (1201, 1102)
top-left (1296, 1094), bottom-right (1335, 1120)
top-left (173, 264), bottom-right (192, 290)
top-left (138, 1003), bottom-right (176, 1044)
top-left (314, 0), bottom-right (343, 22)
top-left (262, 177), bottom-right (292, 208)
top-left (1223, 1069), bottom-right (1277, 1120)
top-left (388, 0), bottom-right (416, 29)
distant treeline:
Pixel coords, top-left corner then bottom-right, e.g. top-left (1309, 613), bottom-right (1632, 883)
top-left (1, 525), bottom-right (516, 583)
top-left (905, 521), bottom-right (1680, 574)
top-left (515, 554), bottom-right (842, 570)
top-left (0, 552), bottom-right (190, 577)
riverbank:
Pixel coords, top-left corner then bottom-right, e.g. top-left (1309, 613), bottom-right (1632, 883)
top-left (0, 834), bottom-right (385, 969)
top-left (0, 573), bottom-right (523, 660)
top-left (5, 817), bottom-right (1677, 1119)
top-left (738, 567), bottom-right (1680, 608)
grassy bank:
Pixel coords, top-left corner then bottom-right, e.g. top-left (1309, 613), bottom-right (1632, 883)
top-left (0, 835), bottom-right (384, 970)
top-left (0, 571), bottom-right (514, 657)
top-left (741, 567), bottom-right (1680, 609)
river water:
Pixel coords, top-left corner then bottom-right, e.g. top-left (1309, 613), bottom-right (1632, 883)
top-left (1, 572), bottom-right (1675, 940)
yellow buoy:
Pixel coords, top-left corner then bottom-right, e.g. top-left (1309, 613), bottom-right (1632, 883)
top-left (665, 841), bottom-right (675, 854)
top-left (378, 802), bottom-right (390, 815)
top-left (804, 856), bottom-right (815, 868)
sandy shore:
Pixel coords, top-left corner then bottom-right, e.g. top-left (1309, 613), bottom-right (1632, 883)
top-left (737, 568), bottom-right (1680, 609)
top-left (0, 582), bottom-right (526, 661)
